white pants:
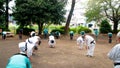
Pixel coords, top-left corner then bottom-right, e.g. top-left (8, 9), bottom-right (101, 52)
top-left (87, 43), bottom-right (95, 56)
top-left (114, 65), bottom-right (120, 68)
top-left (78, 42), bottom-right (84, 49)
top-left (48, 40), bottom-right (55, 47)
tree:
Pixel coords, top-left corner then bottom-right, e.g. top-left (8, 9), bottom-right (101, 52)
top-left (0, 0), bottom-right (12, 30)
top-left (100, 19), bottom-right (112, 33)
top-left (64, 0), bottom-right (76, 35)
top-left (85, 0), bottom-right (120, 33)
top-left (0, 0), bottom-right (6, 28)
top-left (13, 0), bottom-right (66, 35)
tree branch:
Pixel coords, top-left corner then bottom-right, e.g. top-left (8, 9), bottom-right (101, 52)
top-left (104, 9), bottom-right (113, 21)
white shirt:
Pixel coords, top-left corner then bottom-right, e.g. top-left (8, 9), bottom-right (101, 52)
top-left (48, 35), bottom-right (56, 45)
top-left (108, 44), bottom-right (120, 63)
top-left (117, 32), bottom-right (120, 37)
top-left (18, 42), bottom-right (26, 52)
top-left (77, 36), bottom-right (84, 44)
top-left (49, 35), bottom-right (55, 40)
top-left (2, 31), bottom-right (7, 35)
top-left (26, 37), bottom-right (38, 46)
top-left (33, 36), bottom-right (41, 46)
top-left (85, 35), bottom-right (95, 46)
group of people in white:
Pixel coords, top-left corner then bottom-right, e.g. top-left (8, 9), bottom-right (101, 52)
top-left (19, 31), bottom-right (41, 60)
top-left (76, 31), bottom-right (120, 68)
top-left (6, 31), bottom-right (41, 68)
top-left (6, 30), bottom-right (120, 68)
top-left (6, 31), bottom-right (57, 68)
top-left (21, 31), bottom-right (56, 59)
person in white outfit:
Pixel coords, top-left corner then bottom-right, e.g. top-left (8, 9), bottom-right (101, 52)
top-left (25, 37), bottom-right (35, 59)
top-left (18, 42), bottom-right (27, 53)
top-left (25, 31), bottom-right (39, 59)
top-left (48, 35), bottom-right (56, 48)
top-left (82, 33), bottom-right (96, 57)
top-left (30, 31), bottom-right (41, 49)
top-left (107, 31), bottom-right (120, 68)
top-left (76, 36), bottom-right (84, 50)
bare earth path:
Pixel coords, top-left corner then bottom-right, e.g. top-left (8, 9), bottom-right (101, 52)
top-left (0, 34), bottom-right (117, 68)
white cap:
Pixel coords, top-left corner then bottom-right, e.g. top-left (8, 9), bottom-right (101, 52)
top-left (30, 31), bottom-right (36, 37)
top-left (18, 42), bottom-right (26, 52)
top-left (117, 31), bottom-right (120, 38)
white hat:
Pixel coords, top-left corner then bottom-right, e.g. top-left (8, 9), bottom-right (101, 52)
top-left (30, 31), bottom-right (36, 37)
top-left (18, 42), bottom-right (26, 52)
top-left (117, 31), bottom-right (120, 38)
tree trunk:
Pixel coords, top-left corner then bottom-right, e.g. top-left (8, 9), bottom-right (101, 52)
top-left (5, 0), bottom-right (9, 30)
top-left (113, 20), bottom-right (118, 33)
top-left (38, 23), bottom-right (43, 35)
top-left (64, 0), bottom-right (75, 35)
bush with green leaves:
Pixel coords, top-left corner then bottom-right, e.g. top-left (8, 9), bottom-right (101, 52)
top-left (51, 29), bottom-right (64, 34)
top-left (100, 19), bottom-right (112, 33)
top-left (77, 26), bottom-right (91, 34)
top-left (69, 27), bottom-right (77, 33)
top-left (16, 27), bottom-right (35, 35)
top-left (0, 24), bottom-right (10, 31)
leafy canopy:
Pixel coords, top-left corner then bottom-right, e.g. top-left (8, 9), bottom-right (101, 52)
top-left (13, 0), bottom-right (66, 26)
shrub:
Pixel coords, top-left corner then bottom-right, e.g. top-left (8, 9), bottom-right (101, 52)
top-left (51, 29), bottom-right (64, 34)
top-left (59, 26), bottom-right (65, 30)
top-left (77, 26), bottom-right (91, 34)
top-left (16, 27), bottom-right (35, 35)
top-left (70, 27), bottom-right (76, 33)
top-left (100, 19), bottom-right (112, 33)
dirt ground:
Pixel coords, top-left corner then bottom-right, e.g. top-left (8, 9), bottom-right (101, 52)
top-left (0, 34), bottom-right (117, 68)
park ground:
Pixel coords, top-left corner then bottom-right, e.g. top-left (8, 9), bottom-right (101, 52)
top-left (0, 34), bottom-right (117, 68)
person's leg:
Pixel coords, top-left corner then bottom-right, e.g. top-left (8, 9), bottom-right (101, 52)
top-left (86, 46), bottom-right (90, 56)
top-left (89, 44), bottom-right (95, 57)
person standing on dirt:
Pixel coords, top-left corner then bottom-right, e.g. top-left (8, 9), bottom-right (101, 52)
top-left (81, 31), bottom-right (96, 57)
top-left (69, 31), bottom-right (74, 40)
top-left (6, 42), bottom-right (32, 68)
top-left (2, 31), bottom-right (7, 40)
top-left (55, 31), bottom-right (60, 39)
top-left (43, 28), bottom-right (48, 39)
top-left (108, 32), bottom-right (112, 43)
top-left (94, 28), bottom-right (99, 41)
top-left (107, 31), bottom-right (120, 68)
top-left (18, 29), bottom-right (23, 40)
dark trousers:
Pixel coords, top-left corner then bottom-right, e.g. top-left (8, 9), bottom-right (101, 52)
top-left (2, 35), bottom-right (6, 39)
top-left (108, 36), bottom-right (112, 43)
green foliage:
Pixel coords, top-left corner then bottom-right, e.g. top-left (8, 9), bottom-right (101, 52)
top-left (100, 19), bottom-right (112, 33)
top-left (51, 29), bottom-right (64, 34)
top-left (85, 0), bottom-right (120, 33)
top-left (70, 27), bottom-right (76, 33)
top-left (49, 25), bottom-right (92, 34)
top-left (77, 26), bottom-right (91, 34)
top-left (49, 25), bottom-right (65, 34)
top-left (59, 26), bottom-right (65, 30)
top-left (0, 0), bottom-right (6, 28)
top-left (13, 0), bottom-right (66, 34)
top-left (16, 27), bottom-right (35, 35)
